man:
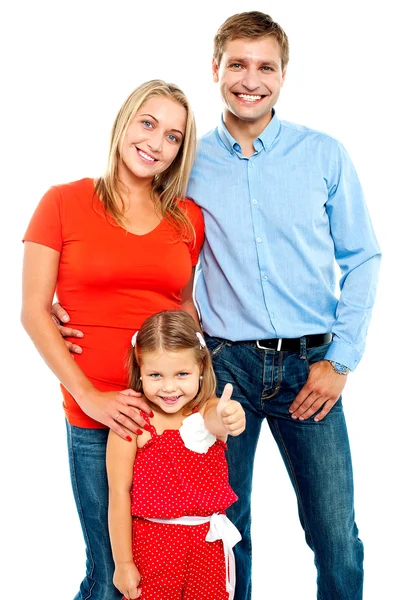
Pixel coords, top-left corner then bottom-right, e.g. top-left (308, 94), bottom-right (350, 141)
top-left (186, 11), bottom-right (380, 600)
top-left (55, 11), bottom-right (380, 599)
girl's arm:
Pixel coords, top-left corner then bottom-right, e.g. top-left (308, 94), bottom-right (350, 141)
top-left (106, 430), bottom-right (141, 598)
top-left (21, 242), bottom-right (150, 436)
top-left (181, 267), bottom-right (201, 328)
top-left (203, 383), bottom-right (246, 439)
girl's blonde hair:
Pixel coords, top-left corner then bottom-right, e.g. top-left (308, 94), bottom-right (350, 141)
top-left (95, 80), bottom-right (197, 238)
top-left (127, 310), bottom-right (216, 414)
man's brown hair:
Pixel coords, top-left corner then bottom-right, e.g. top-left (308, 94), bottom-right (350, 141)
top-left (213, 11), bottom-right (289, 71)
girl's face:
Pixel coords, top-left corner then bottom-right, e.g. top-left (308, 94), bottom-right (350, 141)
top-left (119, 96), bottom-right (187, 185)
top-left (140, 348), bottom-right (201, 414)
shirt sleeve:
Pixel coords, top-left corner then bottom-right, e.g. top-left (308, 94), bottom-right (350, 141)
top-left (324, 142), bottom-right (381, 370)
top-left (184, 199), bottom-right (205, 266)
top-left (23, 186), bottom-right (63, 252)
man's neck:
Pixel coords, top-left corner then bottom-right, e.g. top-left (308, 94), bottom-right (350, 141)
top-left (223, 109), bottom-right (273, 158)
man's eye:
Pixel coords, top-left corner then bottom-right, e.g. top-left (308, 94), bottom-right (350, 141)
top-left (261, 66), bottom-right (272, 72)
top-left (231, 63), bottom-right (242, 69)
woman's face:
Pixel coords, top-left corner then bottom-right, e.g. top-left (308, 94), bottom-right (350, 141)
top-left (119, 96), bottom-right (187, 184)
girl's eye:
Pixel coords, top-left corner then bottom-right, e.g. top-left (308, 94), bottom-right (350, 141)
top-left (149, 373), bottom-right (161, 378)
top-left (177, 372), bottom-right (189, 377)
top-left (142, 120), bottom-right (153, 128)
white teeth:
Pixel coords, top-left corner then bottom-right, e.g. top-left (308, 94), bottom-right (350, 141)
top-left (138, 150), bottom-right (155, 161)
top-left (237, 94), bottom-right (262, 101)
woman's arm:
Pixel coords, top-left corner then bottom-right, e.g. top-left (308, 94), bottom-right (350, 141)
top-left (203, 383), bottom-right (246, 439)
top-left (181, 267), bottom-right (201, 328)
top-left (21, 242), bottom-right (150, 436)
top-left (106, 430), bottom-right (141, 598)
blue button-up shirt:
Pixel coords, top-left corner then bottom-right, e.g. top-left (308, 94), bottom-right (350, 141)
top-left (187, 112), bottom-right (381, 371)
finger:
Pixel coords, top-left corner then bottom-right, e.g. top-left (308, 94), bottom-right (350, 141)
top-left (297, 397), bottom-right (326, 421)
top-left (289, 384), bottom-right (312, 414)
top-left (219, 383), bottom-right (233, 405)
top-left (114, 411), bottom-right (147, 433)
top-left (58, 325), bottom-right (84, 339)
top-left (51, 302), bottom-right (70, 323)
top-left (108, 420), bottom-right (135, 442)
top-left (65, 341), bottom-right (83, 355)
top-left (314, 399), bottom-right (336, 422)
top-left (119, 392), bottom-right (154, 417)
top-left (291, 391), bottom-right (320, 419)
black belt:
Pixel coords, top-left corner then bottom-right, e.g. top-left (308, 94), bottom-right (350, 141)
top-left (228, 333), bottom-right (332, 352)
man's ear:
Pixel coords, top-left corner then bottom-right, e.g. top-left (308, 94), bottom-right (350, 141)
top-left (212, 57), bottom-right (219, 83)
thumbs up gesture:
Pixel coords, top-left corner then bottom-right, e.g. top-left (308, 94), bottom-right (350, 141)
top-left (216, 383), bottom-right (246, 436)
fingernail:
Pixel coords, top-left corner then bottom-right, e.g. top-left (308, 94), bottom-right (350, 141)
top-left (61, 315), bottom-right (69, 322)
top-left (149, 411), bottom-right (154, 418)
top-left (291, 415), bottom-right (297, 419)
top-left (314, 417), bottom-right (319, 422)
top-left (77, 332), bottom-right (84, 338)
top-left (137, 429), bottom-right (143, 435)
top-left (126, 436), bottom-right (132, 442)
top-left (288, 409), bottom-right (293, 413)
top-left (299, 417), bottom-right (304, 421)
top-left (143, 424), bottom-right (152, 432)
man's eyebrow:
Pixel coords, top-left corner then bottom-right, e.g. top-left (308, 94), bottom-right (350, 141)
top-left (139, 113), bottom-right (183, 136)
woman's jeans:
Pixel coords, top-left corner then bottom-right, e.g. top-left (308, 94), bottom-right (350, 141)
top-left (205, 335), bottom-right (364, 600)
top-left (66, 422), bottom-right (122, 600)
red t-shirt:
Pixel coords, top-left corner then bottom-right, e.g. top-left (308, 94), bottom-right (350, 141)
top-left (23, 178), bottom-right (204, 427)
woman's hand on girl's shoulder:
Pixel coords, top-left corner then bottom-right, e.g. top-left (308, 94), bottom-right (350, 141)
top-left (76, 387), bottom-right (153, 440)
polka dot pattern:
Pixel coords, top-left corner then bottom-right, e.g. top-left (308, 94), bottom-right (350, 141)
top-left (125, 412), bottom-right (237, 598)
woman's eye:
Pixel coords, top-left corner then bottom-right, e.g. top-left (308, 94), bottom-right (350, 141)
top-left (143, 120), bottom-right (153, 128)
top-left (167, 134), bottom-right (178, 143)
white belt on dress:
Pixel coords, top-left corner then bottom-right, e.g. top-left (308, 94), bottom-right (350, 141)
top-left (144, 513), bottom-right (242, 599)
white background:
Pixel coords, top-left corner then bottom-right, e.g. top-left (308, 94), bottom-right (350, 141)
top-left (1, 1), bottom-right (397, 598)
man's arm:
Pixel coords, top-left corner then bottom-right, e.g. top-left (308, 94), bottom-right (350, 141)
top-left (290, 141), bottom-right (381, 421)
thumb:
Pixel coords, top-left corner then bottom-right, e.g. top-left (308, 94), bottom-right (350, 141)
top-left (218, 383), bottom-right (233, 408)
top-left (119, 388), bottom-right (142, 397)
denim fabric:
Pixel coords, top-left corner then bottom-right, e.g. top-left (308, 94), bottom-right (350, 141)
top-left (205, 334), bottom-right (364, 600)
top-left (66, 422), bottom-right (122, 600)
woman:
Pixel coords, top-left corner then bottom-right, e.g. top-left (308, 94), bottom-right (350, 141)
top-left (21, 79), bottom-right (204, 600)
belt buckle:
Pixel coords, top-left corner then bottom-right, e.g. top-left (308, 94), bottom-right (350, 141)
top-left (256, 338), bottom-right (283, 351)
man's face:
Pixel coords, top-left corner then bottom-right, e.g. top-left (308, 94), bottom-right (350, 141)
top-left (213, 36), bottom-right (286, 127)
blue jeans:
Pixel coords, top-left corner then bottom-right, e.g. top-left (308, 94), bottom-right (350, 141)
top-left (66, 422), bottom-right (122, 600)
top-left (205, 335), bottom-right (364, 600)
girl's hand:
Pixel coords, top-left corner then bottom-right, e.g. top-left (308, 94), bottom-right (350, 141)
top-left (216, 383), bottom-right (246, 436)
top-left (114, 561), bottom-right (141, 598)
top-left (77, 388), bottom-right (152, 439)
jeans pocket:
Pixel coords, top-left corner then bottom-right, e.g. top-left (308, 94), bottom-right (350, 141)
top-left (306, 342), bottom-right (332, 368)
top-left (204, 334), bottom-right (227, 359)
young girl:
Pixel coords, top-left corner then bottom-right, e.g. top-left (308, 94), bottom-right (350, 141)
top-left (106, 309), bottom-right (246, 600)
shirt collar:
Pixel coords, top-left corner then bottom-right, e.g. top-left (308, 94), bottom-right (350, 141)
top-left (217, 109), bottom-right (281, 155)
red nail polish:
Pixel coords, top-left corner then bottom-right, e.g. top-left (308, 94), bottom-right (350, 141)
top-left (149, 411), bottom-right (154, 418)
top-left (126, 436), bottom-right (132, 442)
top-left (137, 429), bottom-right (143, 435)
top-left (143, 424), bottom-right (151, 432)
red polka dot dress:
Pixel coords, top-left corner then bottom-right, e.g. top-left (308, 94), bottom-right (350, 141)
top-left (127, 411), bottom-right (238, 600)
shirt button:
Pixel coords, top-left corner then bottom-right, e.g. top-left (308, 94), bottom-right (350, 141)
top-left (262, 275), bottom-right (268, 280)
top-left (252, 199), bottom-right (257, 205)
top-left (248, 162), bottom-right (253, 168)
top-left (256, 237), bottom-right (262, 243)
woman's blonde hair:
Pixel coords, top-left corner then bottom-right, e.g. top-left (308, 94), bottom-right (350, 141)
top-left (95, 80), bottom-right (197, 238)
top-left (127, 310), bottom-right (216, 415)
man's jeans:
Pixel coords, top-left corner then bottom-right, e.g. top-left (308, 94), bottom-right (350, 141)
top-left (66, 422), bottom-right (122, 600)
top-left (205, 335), bottom-right (364, 600)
